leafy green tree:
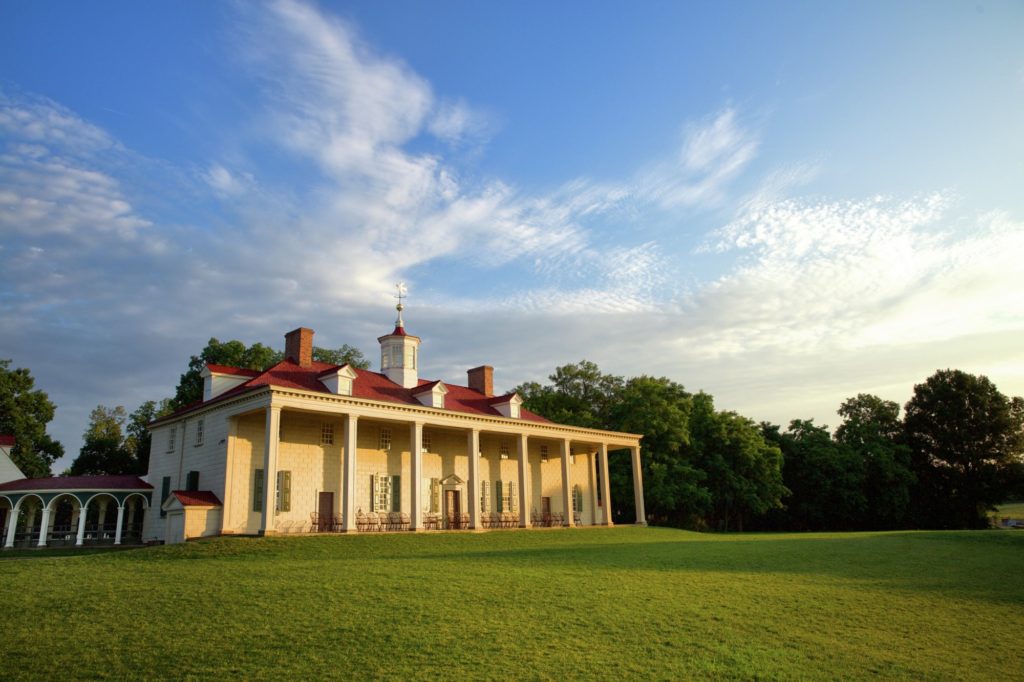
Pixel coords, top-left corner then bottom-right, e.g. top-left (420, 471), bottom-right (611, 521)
top-left (690, 393), bottom-right (786, 531)
top-left (514, 361), bottom-right (623, 429)
top-left (69, 405), bottom-right (135, 475)
top-left (608, 376), bottom-right (705, 525)
top-left (313, 345), bottom-right (371, 369)
top-left (171, 338), bottom-right (371, 408)
top-left (0, 359), bottom-right (64, 477)
top-left (835, 394), bottom-right (914, 529)
top-left (125, 399), bottom-right (173, 474)
top-left (903, 370), bottom-right (1024, 528)
top-left (764, 419), bottom-right (866, 531)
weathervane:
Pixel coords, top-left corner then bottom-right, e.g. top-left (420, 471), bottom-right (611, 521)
top-left (394, 282), bottom-right (407, 327)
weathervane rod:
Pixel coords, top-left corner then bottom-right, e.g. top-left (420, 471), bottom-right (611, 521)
top-left (394, 281), bottom-right (407, 327)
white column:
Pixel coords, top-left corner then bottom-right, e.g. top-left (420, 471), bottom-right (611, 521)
top-left (410, 422), bottom-right (423, 531)
top-left (76, 501), bottom-right (88, 546)
top-left (631, 444), bottom-right (646, 525)
top-left (517, 433), bottom-right (530, 528)
top-left (600, 443), bottom-right (614, 526)
top-left (588, 450), bottom-right (599, 526)
top-left (36, 506), bottom-right (52, 547)
top-left (341, 414), bottom-right (358, 531)
top-left (222, 418), bottom-right (238, 532)
top-left (560, 439), bottom-right (573, 527)
top-left (4, 506), bottom-right (18, 548)
top-left (259, 405), bottom-right (282, 536)
top-left (114, 505), bottom-right (125, 545)
top-left (467, 429), bottom-right (480, 529)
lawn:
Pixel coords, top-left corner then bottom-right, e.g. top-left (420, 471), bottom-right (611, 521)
top-left (2, 527), bottom-right (1022, 679)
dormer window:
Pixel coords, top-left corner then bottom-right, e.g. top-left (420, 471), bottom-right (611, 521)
top-left (493, 393), bottom-right (523, 419)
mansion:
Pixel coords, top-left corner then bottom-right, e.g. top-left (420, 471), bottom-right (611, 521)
top-left (143, 306), bottom-right (646, 543)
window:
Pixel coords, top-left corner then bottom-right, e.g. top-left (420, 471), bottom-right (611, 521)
top-left (253, 469), bottom-right (265, 512)
top-left (573, 484), bottom-right (584, 514)
top-left (422, 432), bottom-right (432, 453)
top-left (160, 476), bottom-right (171, 518)
top-left (195, 418), bottom-right (204, 446)
top-left (390, 346), bottom-right (402, 368)
top-left (381, 348), bottom-right (390, 370)
top-left (540, 444), bottom-right (549, 461)
top-left (404, 345), bottom-right (416, 369)
top-left (186, 470), bottom-right (199, 491)
top-left (379, 428), bottom-right (392, 451)
top-left (481, 480), bottom-right (490, 513)
top-left (166, 427), bottom-right (176, 453)
top-left (276, 471), bottom-right (291, 512)
top-left (371, 473), bottom-right (393, 512)
top-left (494, 480), bottom-right (504, 513)
top-left (508, 481), bottom-right (518, 513)
top-left (321, 422), bottom-right (334, 445)
top-left (499, 441), bottom-right (510, 459)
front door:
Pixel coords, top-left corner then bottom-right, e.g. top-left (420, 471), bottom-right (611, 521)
top-left (444, 490), bottom-right (461, 528)
top-left (318, 492), bottom-right (334, 531)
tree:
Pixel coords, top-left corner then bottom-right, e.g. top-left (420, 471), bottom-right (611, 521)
top-left (608, 376), bottom-right (705, 526)
top-left (690, 394), bottom-right (786, 531)
top-left (514, 361), bottom-right (623, 429)
top-left (313, 345), bottom-right (371, 369)
top-left (125, 399), bottom-right (173, 474)
top-left (764, 419), bottom-right (866, 531)
top-left (171, 338), bottom-right (371, 408)
top-left (835, 394), bottom-right (914, 529)
top-left (0, 359), bottom-right (64, 477)
top-left (903, 369), bottom-right (1024, 528)
top-left (69, 405), bottom-right (135, 475)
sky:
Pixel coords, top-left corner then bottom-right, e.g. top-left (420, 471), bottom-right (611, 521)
top-left (1, 0), bottom-right (1022, 473)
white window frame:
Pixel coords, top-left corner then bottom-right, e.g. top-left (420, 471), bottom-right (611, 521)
top-left (422, 432), bottom-right (432, 453)
top-left (379, 427), bottom-right (392, 451)
top-left (167, 426), bottom-right (176, 453)
top-left (321, 422), bottom-right (334, 445)
top-left (195, 418), bottom-right (204, 447)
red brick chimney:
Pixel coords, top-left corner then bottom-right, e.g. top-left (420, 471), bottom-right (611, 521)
top-left (284, 327), bottom-right (314, 368)
top-left (467, 365), bottom-right (494, 397)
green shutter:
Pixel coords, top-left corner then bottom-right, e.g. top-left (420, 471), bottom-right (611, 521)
top-left (186, 470), bottom-right (199, 491)
top-left (392, 475), bottom-right (401, 512)
top-left (370, 474), bottom-right (376, 512)
top-left (495, 480), bottom-right (503, 513)
top-left (253, 469), bottom-right (264, 512)
top-left (278, 471), bottom-right (291, 512)
top-left (160, 476), bottom-right (171, 518)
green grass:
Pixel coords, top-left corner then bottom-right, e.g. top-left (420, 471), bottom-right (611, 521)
top-left (1, 528), bottom-right (1022, 679)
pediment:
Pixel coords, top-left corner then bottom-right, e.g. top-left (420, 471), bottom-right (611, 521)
top-left (440, 474), bottom-right (464, 486)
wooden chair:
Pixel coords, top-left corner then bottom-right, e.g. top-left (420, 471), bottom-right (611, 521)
top-left (356, 512), bottom-right (368, 532)
top-left (399, 512), bottom-right (411, 531)
top-left (310, 512), bottom-right (320, 532)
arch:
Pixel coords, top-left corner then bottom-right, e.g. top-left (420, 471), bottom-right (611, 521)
top-left (13, 493), bottom-right (45, 513)
top-left (0, 494), bottom-right (14, 508)
top-left (121, 492), bottom-right (150, 510)
top-left (46, 491), bottom-right (86, 512)
top-left (82, 491), bottom-right (120, 510)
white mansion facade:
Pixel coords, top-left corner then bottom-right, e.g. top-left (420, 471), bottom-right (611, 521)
top-left (142, 310), bottom-right (645, 543)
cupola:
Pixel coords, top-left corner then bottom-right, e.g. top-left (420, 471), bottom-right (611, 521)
top-left (378, 283), bottom-right (421, 389)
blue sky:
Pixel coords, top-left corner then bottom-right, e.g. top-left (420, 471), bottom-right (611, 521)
top-left (1, 0), bottom-right (1022, 471)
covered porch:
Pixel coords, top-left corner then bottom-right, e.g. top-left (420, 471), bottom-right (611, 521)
top-left (0, 475), bottom-right (152, 549)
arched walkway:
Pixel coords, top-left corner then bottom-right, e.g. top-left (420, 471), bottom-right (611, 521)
top-left (0, 475), bottom-right (152, 549)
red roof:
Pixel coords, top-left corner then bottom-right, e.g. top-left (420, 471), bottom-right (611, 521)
top-left (206, 364), bottom-right (261, 377)
top-left (157, 358), bottom-right (551, 424)
top-left (0, 434), bottom-right (14, 447)
top-left (0, 475), bottom-right (152, 492)
top-left (171, 490), bottom-right (222, 507)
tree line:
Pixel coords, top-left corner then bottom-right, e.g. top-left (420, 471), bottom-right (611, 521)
top-left (2, 347), bottom-right (1021, 531)
top-left (516, 363), bottom-right (1024, 530)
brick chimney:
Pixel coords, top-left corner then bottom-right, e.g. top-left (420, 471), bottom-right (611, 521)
top-left (284, 327), bottom-right (314, 368)
top-left (467, 365), bottom-right (494, 397)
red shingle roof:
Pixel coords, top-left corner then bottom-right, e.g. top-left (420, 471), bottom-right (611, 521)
top-left (158, 358), bottom-right (551, 424)
top-left (0, 475), bottom-right (152, 492)
top-left (171, 490), bottom-right (222, 507)
top-left (0, 434), bottom-right (14, 447)
top-left (206, 364), bottom-right (261, 377)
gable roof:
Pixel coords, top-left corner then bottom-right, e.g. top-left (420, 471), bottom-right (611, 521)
top-left (171, 490), bottom-right (222, 507)
top-left (0, 434), bottom-right (15, 447)
top-left (155, 359), bottom-right (551, 425)
top-left (205, 364), bottom-right (261, 377)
